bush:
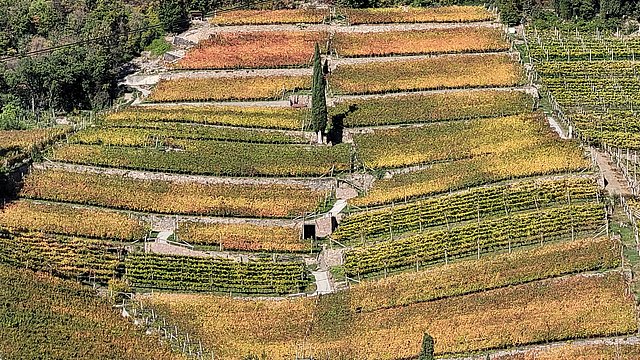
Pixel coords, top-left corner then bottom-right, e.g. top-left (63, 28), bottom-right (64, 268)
top-left (0, 103), bottom-right (27, 130)
top-left (146, 38), bottom-right (172, 57)
top-left (108, 279), bottom-right (132, 304)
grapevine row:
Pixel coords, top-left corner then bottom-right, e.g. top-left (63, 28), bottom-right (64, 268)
top-left (105, 106), bottom-right (307, 130)
top-left (343, 203), bottom-right (605, 277)
top-left (337, 176), bottom-right (598, 243)
top-left (0, 231), bottom-right (123, 283)
top-left (125, 253), bottom-right (309, 294)
top-left (21, 169), bottom-right (326, 218)
top-left (0, 231), bottom-right (309, 295)
top-left (331, 89), bottom-right (533, 128)
top-left (73, 125), bottom-right (308, 146)
top-left (50, 141), bottom-right (352, 177)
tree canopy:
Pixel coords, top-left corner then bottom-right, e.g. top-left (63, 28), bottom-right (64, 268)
top-left (0, 0), bottom-right (163, 127)
top-left (311, 43), bottom-right (328, 138)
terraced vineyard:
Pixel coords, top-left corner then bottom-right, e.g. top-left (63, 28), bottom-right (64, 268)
top-left (344, 203), bottom-right (605, 276)
top-left (210, 8), bottom-right (328, 25)
top-left (340, 6), bottom-right (494, 24)
top-left (176, 31), bottom-right (328, 70)
top-left (524, 26), bottom-right (640, 196)
top-left (0, 231), bottom-right (124, 283)
top-left (147, 268), bottom-right (633, 359)
top-left (353, 137), bottom-right (589, 206)
top-left (0, 265), bottom-right (179, 359)
top-left (0, 200), bottom-right (147, 241)
top-left (346, 236), bottom-right (620, 311)
top-left (330, 53), bottom-right (523, 95)
top-left (535, 60), bottom-right (640, 148)
top-left (21, 168), bottom-right (327, 218)
top-left (50, 140), bottom-right (351, 177)
top-left (105, 106), bottom-right (307, 130)
top-left (0, 128), bottom-right (70, 172)
top-left (331, 89), bottom-right (533, 127)
top-left (527, 27), bottom-right (640, 61)
top-left (333, 27), bottom-right (509, 57)
top-left (71, 125), bottom-right (309, 145)
top-left (148, 75), bottom-right (311, 102)
top-left (354, 113), bottom-right (554, 169)
top-left (1, 4), bottom-right (636, 360)
top-left (336, 176), bottom-right (599, 243)
top-left (126, 253), bottom-right (309, 294)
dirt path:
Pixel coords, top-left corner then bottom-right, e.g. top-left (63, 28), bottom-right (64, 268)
top-left (141, 213), bottom-right (302, 229)
top-left (311, 270), bottom-right (333, 295)
top-left (135, 86), bottom-right (529, 109)
top-left (136, 100), bottom-right (293, 107)
top-left (35, 162), bottom-right (336, 190)
top-left (449, 335), bottom-right (640, 359)
top-left (591, 147), bottom-right (633, 197)
top-left (179, 21), bottom-right (498, 43)
top-left (546, 115), bottom-right (569, 139)
top-left (146, 236), bottom-right (255, 261)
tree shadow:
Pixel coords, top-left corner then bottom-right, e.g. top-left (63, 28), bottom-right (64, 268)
top-left (329, 104), bottom-right (358, 144)
top-left (0, 162), bottom-right (28, 206)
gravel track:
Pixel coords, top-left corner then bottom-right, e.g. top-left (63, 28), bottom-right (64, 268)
top-left (331, 85), bottom-right (532, 106)
top-left (35, 162), bottom-right (337, 190)
top-left (448, 335), bottom-right (640, 360)
top-left (142, 213), bottom-right (303, 229)
top-left (135, 86), bottom-right (531, 109)
top-left (591, 147), bottom-right (633, 197)
top-left (179, 21), bottom-right (499, 43)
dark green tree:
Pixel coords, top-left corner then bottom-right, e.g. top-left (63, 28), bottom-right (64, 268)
top-left (189, 0), bottom-right (218, 13)
top-left (418, 332), bottom-right (435, 360)
top-left (158, 0), bottom-right (189, 33)
top-left (0, 0), bottom-right (161, 115)
top-left (496, 0), bottom-right (523, 25)
top-left (554, 0), bottom-right (598, 19)
top-left (601, 0), bottom-right (623, 16)
top-left (311, 42), bottom-right (328, 143)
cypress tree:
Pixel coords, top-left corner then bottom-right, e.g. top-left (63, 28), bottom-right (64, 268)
top-left (418, 332), bottom-right (435, 360)
top-left (311, 42), bottom-right (328, 143)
